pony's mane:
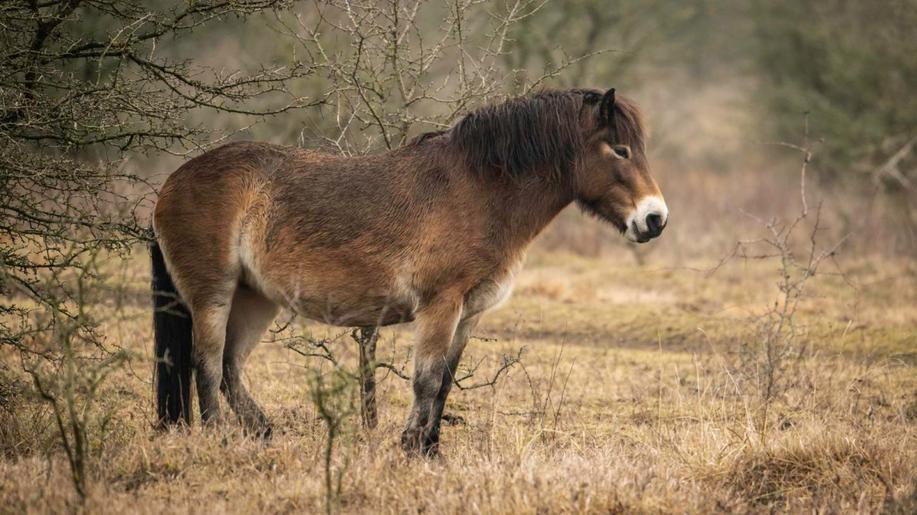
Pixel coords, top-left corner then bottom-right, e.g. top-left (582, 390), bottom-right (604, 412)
top-left (448, 89), bottom-right (646, 180)
top-left (405, 130), bottom-right (447, 146)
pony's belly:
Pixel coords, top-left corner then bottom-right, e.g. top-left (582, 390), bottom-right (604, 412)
top-left (247, 253), bottom-right (420, 326)
top-left (289, 293), bottom-right (417, 327)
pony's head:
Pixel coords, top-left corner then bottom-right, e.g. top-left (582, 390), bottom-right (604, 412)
top-left (575, 89), bottom-right (667, 243)
top-left (450, 88), bottom-right (667, 242)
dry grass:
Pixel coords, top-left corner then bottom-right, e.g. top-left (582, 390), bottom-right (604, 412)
top-left (1, 250), bottom-right (915, 514)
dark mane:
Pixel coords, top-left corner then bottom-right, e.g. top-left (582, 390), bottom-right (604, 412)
top-left (449, 89), bottom-right (646, 180)
top-left (450, 90), bottom-right (583, 181)
top-left (404, 130), bottom-right (447, 147)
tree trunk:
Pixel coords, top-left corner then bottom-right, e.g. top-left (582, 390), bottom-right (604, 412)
top-left (354, 327), bottom-right (379, 429)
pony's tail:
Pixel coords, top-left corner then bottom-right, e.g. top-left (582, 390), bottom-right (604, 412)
top-left (151, 239), bottom-right (193, 427)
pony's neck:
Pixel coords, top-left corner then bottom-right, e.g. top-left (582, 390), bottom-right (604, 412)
top-left (487, 174), bottom-right (575, 253)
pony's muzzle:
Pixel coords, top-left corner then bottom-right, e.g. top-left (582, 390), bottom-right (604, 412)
top-left (625, 196), bottom-right (668, 243)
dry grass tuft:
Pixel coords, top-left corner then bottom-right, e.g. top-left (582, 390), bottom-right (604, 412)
top-left (703, 429), bottom-right (903, 511)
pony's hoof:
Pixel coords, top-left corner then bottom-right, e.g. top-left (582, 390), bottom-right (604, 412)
top-left (400, 428), bottom-right (439, 457)
top-left (239, 413), bottom-right (273, 440)
top-left (441, 413), bottom-right (465, 426)
top-left (251, 424), bottom-right (273, 441)
top-left (400, 428), bottom-right (423, 454)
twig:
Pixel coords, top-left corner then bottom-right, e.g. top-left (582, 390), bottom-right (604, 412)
top-left (451, 347), bottom-right (525, 391)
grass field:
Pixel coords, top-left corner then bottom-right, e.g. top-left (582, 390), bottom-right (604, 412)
top-left (1, 248), bottom-right (915, 514)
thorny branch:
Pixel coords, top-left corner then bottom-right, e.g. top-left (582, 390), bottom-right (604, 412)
top-left (278, 0), bottom-right (582, 154)
top-left (283, 328), bottom-right (521, 391)
top-left (449, 346), bottom-right (525, 391)
top-left (696, 115), bottom-right (853, 439)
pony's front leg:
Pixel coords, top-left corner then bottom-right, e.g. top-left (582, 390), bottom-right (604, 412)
top-left (401, 294), bottom-right (463, 456)
top-left (428, 313), bottom-right (480, 433)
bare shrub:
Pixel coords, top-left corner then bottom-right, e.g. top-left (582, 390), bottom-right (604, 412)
top-left (707, 121), bottom-right (851, 441)
top-left (517, 339), bottom-right (576, 439)
top-left (15, 250), bottom-right (132, 501)
top-left (0, 0), bottom-right (318, 498)
top-left (284, 324), bottom-right (520, 429)
top-left (306, 366), bottom-right (356, 515)
top-left (281, 0), bottom-right (571, 152)
top-left (283, 326), bottom-right (406, 430)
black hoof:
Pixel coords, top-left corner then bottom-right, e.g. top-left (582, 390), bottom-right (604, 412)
top-left (400, 428), bottom-right (439, 457)
top-left (242, 421), bottom-right (273, 440)
top-left (441, 413), bottom-right (465, 426)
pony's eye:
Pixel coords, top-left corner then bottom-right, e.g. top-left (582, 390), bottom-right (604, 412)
top-left (612, 145), bottom-right (631, 159)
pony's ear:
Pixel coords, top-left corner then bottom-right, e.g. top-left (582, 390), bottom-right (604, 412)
top-left (599, 88), bottom-right (616, 127)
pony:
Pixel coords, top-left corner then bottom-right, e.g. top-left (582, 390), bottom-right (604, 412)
top-left (151, 88), bottom-right (667, 455)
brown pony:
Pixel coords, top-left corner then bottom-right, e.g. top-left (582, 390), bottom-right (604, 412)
top-left (151, 88), bottom-right (667, 454)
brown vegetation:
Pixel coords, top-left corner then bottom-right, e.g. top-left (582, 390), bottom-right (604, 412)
top-left (1, 249), bottom-right (915, 513)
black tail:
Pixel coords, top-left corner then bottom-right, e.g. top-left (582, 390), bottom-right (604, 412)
top-left (151, 240), bottom-right (193, 427)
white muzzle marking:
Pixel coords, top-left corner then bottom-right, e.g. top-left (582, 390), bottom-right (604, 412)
top-left (624, 195), bottom-right (668, 242)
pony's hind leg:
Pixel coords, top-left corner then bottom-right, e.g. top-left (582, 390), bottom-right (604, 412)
top-left (190, 298), bottom-right (234, 425)
top-left (221, 286), bottom-right (278, 437)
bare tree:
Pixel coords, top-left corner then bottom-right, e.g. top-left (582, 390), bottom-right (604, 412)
top-left (0, 0), bottom-right (319, 498)
top-left (280, 0), bottom-right (553, 152)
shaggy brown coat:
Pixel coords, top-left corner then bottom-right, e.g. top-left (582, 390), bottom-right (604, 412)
top-left (151, 88), bottom-right (666, 454)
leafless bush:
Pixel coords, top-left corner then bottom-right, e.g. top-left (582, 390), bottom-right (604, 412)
top-left (15, 249), bottom-right (132, 501)
top-left (278, 0), bottom-right (590, 152)
top-left (714, 121), bottom-right (850, 440)
top-left (286, 326), bottom-right (523, 513)
top-left (306, 365), bottom-right (356, 515)
top-left (0, 0), bottom-right (320, 498)
top-left (283, 326), bottom-right (404, 429)
top-left (284, 324), bottom-right (521, 430)
top-left (516, 338), bottom-right (575, 438)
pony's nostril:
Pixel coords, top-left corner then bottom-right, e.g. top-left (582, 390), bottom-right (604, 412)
top-left (646, 213), bottom-right (664, 235)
